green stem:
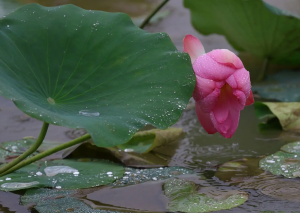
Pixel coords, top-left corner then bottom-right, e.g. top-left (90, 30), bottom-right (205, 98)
top-left (139, 0), bottom-right (169, 29)
top-left (0, 122), bottom-right (49, 175)
top-left (257, 58), bottom-right (269, 82)
top-left (0, 133), bottom-right (91, 177)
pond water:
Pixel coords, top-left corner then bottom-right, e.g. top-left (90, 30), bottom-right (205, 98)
top-left (1, 0), bottom-right (300, 213)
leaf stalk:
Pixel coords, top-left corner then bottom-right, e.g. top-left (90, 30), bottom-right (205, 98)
top-left (139, 0), bottom-right (169, 29)
top-left (0, 133), bottom-right (91, 177)
top-left (0, 122), bottom-right (49, 175)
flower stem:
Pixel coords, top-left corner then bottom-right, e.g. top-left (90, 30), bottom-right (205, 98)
top-left (139, 0), bottom-right (169, 29)
top-left (0, 133), bottom-right (91, 177)
top-left (0, 122), bottom-right (49, 175)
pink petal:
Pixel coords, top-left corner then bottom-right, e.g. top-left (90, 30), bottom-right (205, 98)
top-left (183, 35), bottom-right (205, 64)
top-left (207, 49), bottom-right (244, 69)
top-left (246, 91), bottom-right (254, 106)
top-left (195, 103), bottom-right (217, 134)
top-left (211, 107), bottom-right (240, 138)
top-left (193, 75), bottom-right (216, 102)
top-left (211, 84), bottom-right (241, 138)
top-left (195, 88), bottom-right (220, 113)
top-left (212, 87), bottom-right (229, 123)
top-left (233, 68), bottom-right (251, 96)
top-left (193, 54), bottom-right (236, 81)
top-left (232, 90), bottom-right (246, 110)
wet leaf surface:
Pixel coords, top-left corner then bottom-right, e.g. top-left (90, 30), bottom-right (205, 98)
top-left (0, 3), bottom-right (194, 147)
top-left (163, 178), bottom-right (248, 213)
top-left (21, 166), bottom-right (195, 213)
top-left (0, 159), bottom-right (124, 191)
top-left (252, 71), bottom-right (300, 102)
top-left (21, 188), bottom-right (119, 213)
top-left (117, 127), bottom-right (183, 153)
top-left (281, 141), bottom-right (300, 154)
top-left (260, 151), bottom-right (300, 178)
top-left (184, 0), bottom-right (300, 65)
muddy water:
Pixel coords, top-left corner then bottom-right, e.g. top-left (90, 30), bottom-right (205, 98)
top-left (1, 0), bottom-right (300, 212)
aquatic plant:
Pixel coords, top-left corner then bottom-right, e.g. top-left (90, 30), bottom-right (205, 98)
top-left (183, 35), bottom-right (254, 138)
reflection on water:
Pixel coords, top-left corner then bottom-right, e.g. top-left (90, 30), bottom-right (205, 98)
top-left (165, 105), bottom-right (300, 170)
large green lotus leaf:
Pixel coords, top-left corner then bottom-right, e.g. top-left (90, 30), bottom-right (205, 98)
top-left (259, 151), bottom-right (300, 178)
top-left (184, 0), bottom-right (300, 65)
top-left (0, 159), bottom-right (124, 191)
top-left (0, 4), bottom-right (195, 147)
top-left (252, 71), bottom-right (300, 102)
top-left (163, 178), bottom-right (248, 213)
top-left (255, 102), bottom-right (300, 131)
top-left (117, 127), bottom-right (183, 153)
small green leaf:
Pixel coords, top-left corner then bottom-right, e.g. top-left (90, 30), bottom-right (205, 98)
top-left (184, 0), bottom-right (300, 65)
top-left (0, 159), bottom-right (124, 191)
top-left (255, 102), bottom-right (300, 131)
top-left (117, 127), bottom-right (183, 153)
top-left (252, 71), bottom-right (300, 102)
top-left (0, 4), bottom-right (195, 147)
top-left (260, 151), bottom-right (300, 178)
top-left (163, 178), bottom-right (248, 213)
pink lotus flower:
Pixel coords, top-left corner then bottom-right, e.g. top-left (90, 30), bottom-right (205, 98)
top-left (183, 35), bottom-right (254, 138)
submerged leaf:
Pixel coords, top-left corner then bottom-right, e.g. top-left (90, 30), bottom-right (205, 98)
top-left (163, 178), bottom-right (248, 213)
top-left (255, 102), bottom-right (300, 131)
top-left (184, 0), bottom-right (300, 65)
top-left (215, 157), bottom-right (265, 185)
top-left (117, 127), bottom-right (183, 153)
top-left (0, 4), bottom-right (195, 147)
top-left (0, 159), bottom-right (124, 191)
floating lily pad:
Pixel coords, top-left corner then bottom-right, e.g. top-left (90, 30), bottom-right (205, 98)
top-left (21, 188), bottom-right (119, 213)
top-left (163, 178), bottom-right (248, 213)
top-left (260, 151), bottom-right (300, 178)
top-left (117, 127), bottom-right (183, 153)
top-left (184, 0), bottom-right (300, 65)
top-left (0, 159), bottom-right (124, 191)
top-left (255, 102), bottom-right (300, 132)
top-left (0, 4), bottom-right (194, 147)
top-left (21, 166), bottom-right (196, 213)
top-left (111, 166), bottom-right (195, 187)
top-left (252, 71), bottom-right (300, 102)
top-left (281, 141), bottom-right (300, 154)
top-left (215, 157), bottom-right (265, 185)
